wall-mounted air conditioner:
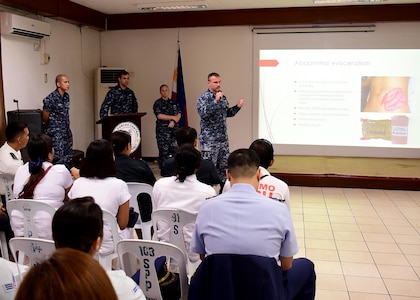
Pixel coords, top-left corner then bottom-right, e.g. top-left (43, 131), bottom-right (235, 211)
top-left (1, 12), bottom-right (50, 39)
top-left (94, 67), bottom-right (126, 139)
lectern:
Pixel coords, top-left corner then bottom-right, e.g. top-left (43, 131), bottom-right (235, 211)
top-left (96, 113), bottom-right (146, 158)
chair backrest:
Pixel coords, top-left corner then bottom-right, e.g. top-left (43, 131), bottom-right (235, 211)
top-left (9, 237), bottom-right (56, 281)
top-left (127, 182), bottom-right (154, 239)
top-left (7, 199), bottom-right (56, 238)
top-left (117, 239), bottom-right (189, 300)
top-left (102, 209), bottom-right (120, 254)
top-left (94, 209), bottom-right (120, 270)
top-left (188, 254), bottom-right (286, 300)
top-left (0, 176), bottom-right (15, 202)
top-left (0, 232), bottom-right (9, 261)
top-left (152, 208), bottom-right (198, 274)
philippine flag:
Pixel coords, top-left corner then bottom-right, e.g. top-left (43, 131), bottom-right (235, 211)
top-left (171, 43), bottom-right (188, 127)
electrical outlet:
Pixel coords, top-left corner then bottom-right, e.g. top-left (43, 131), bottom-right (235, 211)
top-left (44, 73), bottom-right (48, 83)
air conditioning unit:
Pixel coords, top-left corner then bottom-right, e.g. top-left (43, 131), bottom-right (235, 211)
top-left (1, 12), bottom-right (50, 39)
top-left (94, 67), bottom-right (126, 139)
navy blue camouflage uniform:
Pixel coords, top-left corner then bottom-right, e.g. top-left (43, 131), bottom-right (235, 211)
top-left (43, 89), bottom-right (73, 168)
top-left (153, 98), bottom-right (181, 169)
top-left (99, 84), bottom-right (138, 118)
top-left (197, 89), bottom-right (241, 183)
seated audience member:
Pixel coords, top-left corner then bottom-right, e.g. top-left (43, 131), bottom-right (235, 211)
top-left (153, 144), bottom-right (216, 264)
top-left (12, 134), bottom-right (73, 239)
top-left (161, 126), bottom-right (221, 187)
top-left (15, 248), bottom-right (118, 300)
top-left (191, 149), bottom-right (316, 300)
top-left (0, 121), bottom-right (29, 199)
top-left (0, 202), bottom-right (13, 256)
top-left (0, 121), bottom-right (30, 251)
top-left (68, 139), bottom-right (131, 255)
top-left (111, 130), bottom-right (156, 222)
top-left (52, 197), bottom-right (146, 300)
top-left (111, 130), bottom-right (156, 186)
top-left (223, 138), bottom-right (291, 211)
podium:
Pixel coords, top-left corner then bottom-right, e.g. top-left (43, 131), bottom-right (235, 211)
top-left (96, 113), bottom-right (146, 158)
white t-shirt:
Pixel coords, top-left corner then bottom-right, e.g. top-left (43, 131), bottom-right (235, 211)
top-left (107, 270), bottom-right (146, 300)
top-left (152, 174), bottom-right (216, 261)
top-left (11, 162), bottom-right (73, 239)
top-left (68, 177), bottom-right (131, 255)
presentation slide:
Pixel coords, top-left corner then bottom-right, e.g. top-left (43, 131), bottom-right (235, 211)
top-left (258, 49), bottom-right (420, 156)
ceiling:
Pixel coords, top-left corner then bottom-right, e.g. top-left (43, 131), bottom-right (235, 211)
top-left (70, 0), bottom-right (420, 15)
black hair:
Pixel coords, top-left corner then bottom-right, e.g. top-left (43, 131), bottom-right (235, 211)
top-left (111, 130), bottom-right (131, 154)
top-left (249, 139), bottom-right (274, 169)
top-left (118, 70), bottom-right (129, 78)
top-left (5, 121), bottom-right (28, 142)
top-left (174, 144), bottom-right (201, 183)
top-left (227, 148), bottom-right (260, 179)
top-left (52, 197), bottom-right (103, 253)
top-left (20, 134), bottom-right (54, 197)
top-left (27, 134), bottom-right (53, 164)
top-left (80, 139), bottom-right (116, 179)
top-left (175, 126), bottom-right (197, 146)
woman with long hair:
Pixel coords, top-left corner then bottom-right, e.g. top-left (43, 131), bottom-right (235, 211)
top-left (12, 133), bottom-right (73, 238)
top-left (152, 144), bottom-right (216, 262)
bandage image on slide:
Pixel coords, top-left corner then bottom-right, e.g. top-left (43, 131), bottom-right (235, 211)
top-left (360, 115), bottom-right (409, 144)
top-left (361, 76), bottom-right (411, 113)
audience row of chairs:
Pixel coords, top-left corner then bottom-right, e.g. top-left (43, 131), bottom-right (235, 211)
top-left (0, 182), bottom-right (201, 299)
top-left (1, 183), bottom-right (290, 300)
top-left (5, 236), bottom-right (190, 300)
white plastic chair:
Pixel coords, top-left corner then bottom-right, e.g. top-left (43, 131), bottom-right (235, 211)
top-left (152, 208), bottom-right (200, 277)
top-left (0, 177), bottom-right (16, 260)
top-left (0, 232), bottom-right (9, 261)
top-left (127, 182), bottom-right (153, 240)
top-left (7, 199), bottom-right (57, 239)
top-left (9, 237), bottom-right (55, 281)
top-left (95, 209), bottom-right (121, 271)
top-left (1, 176), bottom-right (15, 203)
top-left (7, 199), bottom-right (56, 265)
top-left (117, 239), bottom-right (189, 300)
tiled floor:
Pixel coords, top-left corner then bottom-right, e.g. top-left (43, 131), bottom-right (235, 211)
top-left (291, 186), bottom-right (420, 300)
top-left (149, 162), bottom-right (420, 299)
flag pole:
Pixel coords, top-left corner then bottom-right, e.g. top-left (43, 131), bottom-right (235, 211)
top-left (171, 31), bottom-right (188, 127)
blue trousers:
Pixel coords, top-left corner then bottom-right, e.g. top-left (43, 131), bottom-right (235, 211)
top-left (283, 258), bottom-right (316, 300)
top-left (200, 139), bottom-right (229, 184)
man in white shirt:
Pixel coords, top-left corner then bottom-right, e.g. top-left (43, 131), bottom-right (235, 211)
top-left (0, 121), bottom-right (29, 256)
top-left (0, 121), bottom-right (29, 198)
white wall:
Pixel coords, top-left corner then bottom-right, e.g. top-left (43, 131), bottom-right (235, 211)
top-left (3, 18), bottom-right (420, 161)
top-left (100, 27), bottom-right (253, 157)
top-left (2, 20), bottom-right (253, 157)
top-left (2, 16), bottom-right (419, 179)
top-left (1, 16), bottom-right (100, 152)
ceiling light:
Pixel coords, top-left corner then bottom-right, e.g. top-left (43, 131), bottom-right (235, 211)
top-left (314, 0), bottom-right (387, 3)
top-left (137, 1), bottom-right (207, 12)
